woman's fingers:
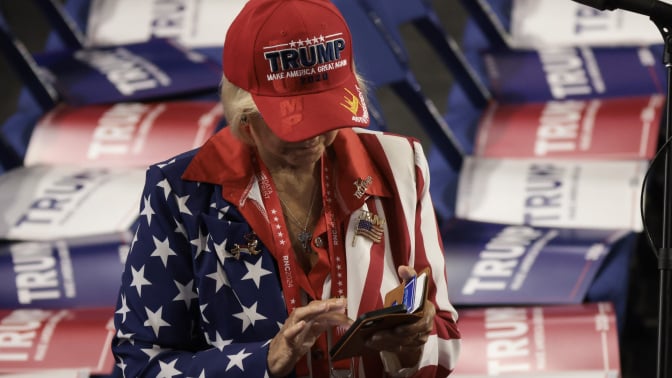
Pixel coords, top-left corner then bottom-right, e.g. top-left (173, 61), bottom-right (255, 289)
top-left (397, 265), bottom-right (416, 281)
top-left (292, 297), bottom-right (347, 321)
top-left (267, 297), bottom-right (350, 376)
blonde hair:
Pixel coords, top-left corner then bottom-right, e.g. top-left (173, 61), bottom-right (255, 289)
top-left (219, 70), bottom-right (371, 144)
top-left (219, 75), bottom-right (259, 145)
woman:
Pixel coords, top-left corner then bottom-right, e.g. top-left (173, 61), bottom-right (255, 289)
top-left (112, 0), bottom-right (460, 376)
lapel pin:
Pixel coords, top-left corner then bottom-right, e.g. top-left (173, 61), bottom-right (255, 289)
top-left (231, 232), bottom-right (261, 260)
top-left (353, 176), bottom-right (373, 199)
top-left (352, 210), bottom-right (385, 246)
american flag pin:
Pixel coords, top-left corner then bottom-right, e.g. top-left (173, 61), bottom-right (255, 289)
top-left (352, 210), bottom-right (385, 246)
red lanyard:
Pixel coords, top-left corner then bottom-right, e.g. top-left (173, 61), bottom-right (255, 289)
top-left (253, 154), bottom-right (353, 375)
top-left (252, 154), bottom-right (305, 312)
top-left (322, 157), bottom-right (348, 300)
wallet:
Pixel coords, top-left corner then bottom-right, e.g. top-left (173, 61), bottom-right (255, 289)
top-left (329, 267), bottom-right (431, 361)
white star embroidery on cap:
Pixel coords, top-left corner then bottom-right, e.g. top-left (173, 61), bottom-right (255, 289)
top-left (140, 194), bottom-right (155, 226)
top-left (150, 236), bottom-right (176, 267)
top-left (130, 265), bottom-right (152, 296)
top-left (157, 358), bottom-right (182, 378)
top-left (242, 258), bottom-right (272, 288)
top-left (173, 279), bottom-right (198, 309)
top-left (144, 306), bottom-right (171, 337)
top-left (233, 302), bottom-right (267, 332)
top-left (226, 348), bottom-right (252, 371)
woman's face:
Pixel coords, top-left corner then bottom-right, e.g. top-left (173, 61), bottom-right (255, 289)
top-left (246, 113), bottom-right (338, 170)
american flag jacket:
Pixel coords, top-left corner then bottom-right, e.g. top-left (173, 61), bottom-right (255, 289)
top-left (112, 127), bottom-right (461, 377)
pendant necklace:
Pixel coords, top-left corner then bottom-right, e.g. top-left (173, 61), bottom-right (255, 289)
top-left (279, 185), bottom-right (319, 253)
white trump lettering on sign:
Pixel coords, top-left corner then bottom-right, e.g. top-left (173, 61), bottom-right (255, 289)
top-left (74, 47), bottom-right (171, 96)
top-left (462, 226), bottom-right (542, 295)
top-left (484, 307), bottom-right (532, 374)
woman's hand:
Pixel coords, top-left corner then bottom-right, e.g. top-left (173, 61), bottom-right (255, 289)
top-left (365, 265), bottom-right (435, 367)
top-left (267, 297), bottom-right (351, 377)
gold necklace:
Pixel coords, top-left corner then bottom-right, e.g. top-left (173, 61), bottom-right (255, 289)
top-left (279, 185), bottom-right (319, 253)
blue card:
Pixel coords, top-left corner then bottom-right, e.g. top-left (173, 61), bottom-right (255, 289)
top-left (403, 275), bottom-right (417, 313)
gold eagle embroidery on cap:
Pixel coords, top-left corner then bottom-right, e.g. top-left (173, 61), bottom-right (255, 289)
top-left (340, 88), bottom-right (360, 115)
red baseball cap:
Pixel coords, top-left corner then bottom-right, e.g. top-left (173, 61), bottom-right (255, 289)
top-left (223, 0), bottom-right (370, 142)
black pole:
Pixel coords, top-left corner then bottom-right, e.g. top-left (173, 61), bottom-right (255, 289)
top-left (653, 19), bottom-right (672, 378)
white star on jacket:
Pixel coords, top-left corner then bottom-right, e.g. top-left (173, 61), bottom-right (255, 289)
top-left (157, 358), bottom-right (182, 378)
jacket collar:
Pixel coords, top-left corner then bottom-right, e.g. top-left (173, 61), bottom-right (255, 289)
top-left (182, 127), bottom-right (391, 212)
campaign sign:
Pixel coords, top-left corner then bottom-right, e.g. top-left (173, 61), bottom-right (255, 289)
top-left (0, 165), bottom-right (144, 241)
top-left (442, 219), bottom-right (628, 305)
top-left (0, 307), bottom-right (115, 375)
top-left (452, 302), bottom-right (620, 377)
top-left (474, 95), bottom-right (663, 160)
top-left (25, 101), bottom-right (222, 167)
top-left (509, 0), bottom-right (661, 48)
top-left (86, 0), bottom-right (249, 49)
top-left (0, 239), bottom-right (128, 309)
top-left (455, 157), bottom-right (646, 231)
top-left (483, 46), bottom-right (665, 103)
top-left (33, 38), bottom-right (221, 106)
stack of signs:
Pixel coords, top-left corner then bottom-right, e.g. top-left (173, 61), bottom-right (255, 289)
top-left (0, 2), bottom-right (229, 376)
top-left (0, 164), bottom-right (141, 378)
top-left (451, 302), bottom-right (620, 377)
top-left (455, 93), bottom-right (662, 231)
top-left (435, 2), bottom-right (662, 376)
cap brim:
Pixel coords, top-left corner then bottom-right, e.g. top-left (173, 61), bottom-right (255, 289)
top-left (251, 74), bottom-right (369, 142)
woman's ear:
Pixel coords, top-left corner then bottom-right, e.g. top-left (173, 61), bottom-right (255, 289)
top-left (242, 119), bottom-right (255, 145)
